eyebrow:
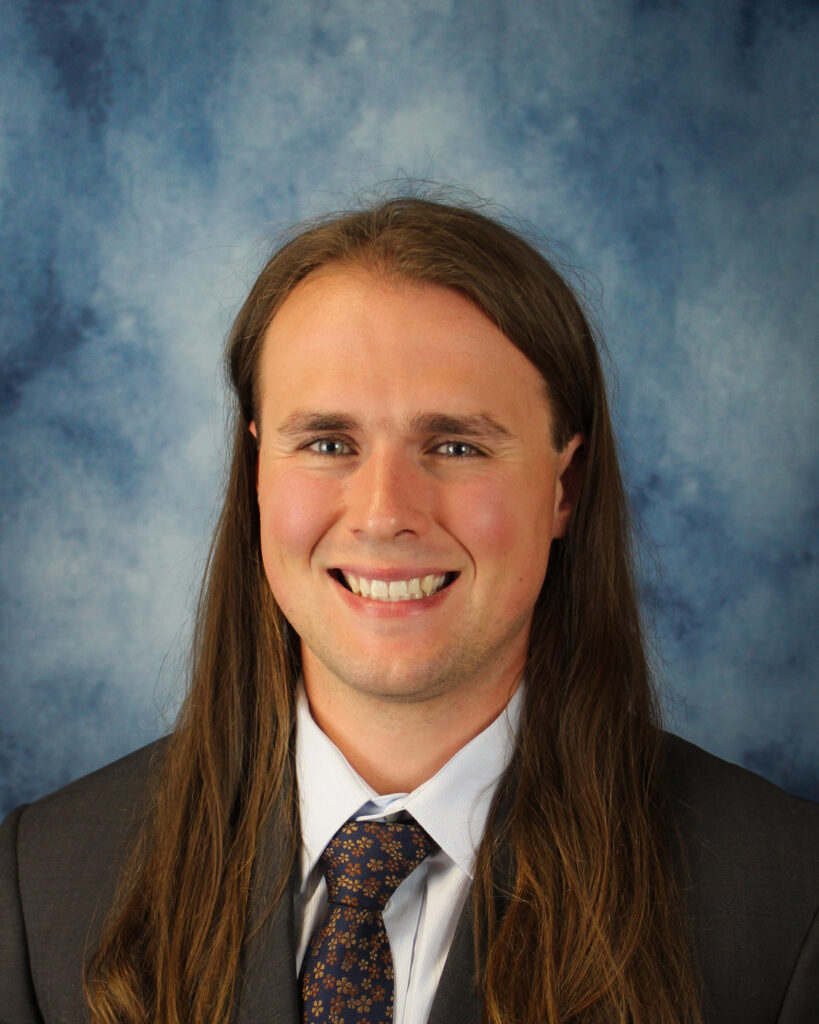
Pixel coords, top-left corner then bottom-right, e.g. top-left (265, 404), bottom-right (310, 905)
top-left (275, 410), bottom-right (515, 442)
top-left (408, 412), bottom-right (515, 441)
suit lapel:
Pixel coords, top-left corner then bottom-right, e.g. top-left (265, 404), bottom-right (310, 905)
top-left (233, 803), bottom-right (300, 1024)
top-left (429, 783), bottom-right (516, 1024)
top-left (232, 822), bottom-right (490, 1024)
top-left (231, 775), bottom-right (514, 1024)
top-left (426, 899), bottom-right (482, 1024)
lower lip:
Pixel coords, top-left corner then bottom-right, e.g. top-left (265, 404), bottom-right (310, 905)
top-left (330, 574), bottom-right (456, 617)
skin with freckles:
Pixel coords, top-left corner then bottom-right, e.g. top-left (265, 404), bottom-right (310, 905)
top-left (252, 267), bottom-right (581, 790)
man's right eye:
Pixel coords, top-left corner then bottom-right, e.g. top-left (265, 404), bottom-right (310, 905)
top-left (308, 438), bottom-right (352, 456)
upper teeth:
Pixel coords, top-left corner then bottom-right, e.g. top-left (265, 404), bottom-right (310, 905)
top-left (342, 572), bottom-right (448, 601)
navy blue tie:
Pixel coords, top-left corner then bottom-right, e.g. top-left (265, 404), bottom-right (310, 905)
top-left (300, 818), bottom-right (436, 1024)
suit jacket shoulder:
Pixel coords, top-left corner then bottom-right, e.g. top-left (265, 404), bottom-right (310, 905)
top-left (0, 740), bottom-right (164, 1024)
top-left (1, 738), bottom-right (300, 1024)
top-left (663, 733), bottom-right (819, 1023)
top-left (3, 732), bottom-right (818, 1024)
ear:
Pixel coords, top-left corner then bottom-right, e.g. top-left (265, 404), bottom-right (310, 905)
top-left (249, 421), bottom-right (259, 491)
top-left (552, 433), bottom-right (584, 539)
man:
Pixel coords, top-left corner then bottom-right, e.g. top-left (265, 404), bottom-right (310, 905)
top-left (1, 197), bottom-right (818, 1024)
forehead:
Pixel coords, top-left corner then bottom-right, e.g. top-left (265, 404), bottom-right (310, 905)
top-left (257, 267), bottom-right (552, 430)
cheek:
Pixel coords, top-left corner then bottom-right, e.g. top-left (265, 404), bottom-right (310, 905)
top-left (451, 479), bottom-right (554, 584)
top-left (454, 485), bottom-right (519, 551)
top-left (258, 472), bottom-right (337, 567)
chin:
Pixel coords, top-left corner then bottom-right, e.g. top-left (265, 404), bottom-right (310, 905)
top-left (303, 644), bottom-right (455, 704)
top-left (344, 667), bottom-right (453, 704)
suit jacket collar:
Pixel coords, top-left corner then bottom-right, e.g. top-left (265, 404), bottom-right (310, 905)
top-left (233, 772), bottom-right (516, 1024)
top-left (233, 792), bottom-right (300, 1024)
top-left (234, 859), bottom-right (484, 1024)
top-left (426, 903), bottom-right (482, 1024)
top-left (427, 778), bottom-right (516, 1024)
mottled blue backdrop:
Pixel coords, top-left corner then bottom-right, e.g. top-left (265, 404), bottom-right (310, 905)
top-left (1, 0), bottom-right (817, 815)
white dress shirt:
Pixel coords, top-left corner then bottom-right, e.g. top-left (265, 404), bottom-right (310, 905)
top-left (294, 685), bottom-right (522, 1024)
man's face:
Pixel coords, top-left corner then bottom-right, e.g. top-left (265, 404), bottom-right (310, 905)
top-left (253, 267), bottom-right (580, 713)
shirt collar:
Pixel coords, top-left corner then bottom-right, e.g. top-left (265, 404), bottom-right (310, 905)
top-left (295, 684), bottom-right (522, 885)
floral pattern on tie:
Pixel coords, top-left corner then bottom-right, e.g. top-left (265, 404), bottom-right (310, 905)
top-left (300, 818), bottom-right (436, 1024)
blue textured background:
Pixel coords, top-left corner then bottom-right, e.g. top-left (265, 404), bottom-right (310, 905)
top-left (1, 0), bottom-right (817, 815)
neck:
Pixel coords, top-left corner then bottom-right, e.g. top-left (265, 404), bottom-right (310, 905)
top-left (303, 674), bottom-right (520, 793)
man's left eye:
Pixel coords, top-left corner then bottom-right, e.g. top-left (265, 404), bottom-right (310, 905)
top-left (436, 441), bottom-right (481, 458)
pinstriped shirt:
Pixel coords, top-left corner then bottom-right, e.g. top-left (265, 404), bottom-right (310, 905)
top-left (294, 685), bottom-right (522, 1024)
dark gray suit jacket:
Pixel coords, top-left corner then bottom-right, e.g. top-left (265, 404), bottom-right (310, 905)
top-left (1, 734), bottom-right (818, 1023)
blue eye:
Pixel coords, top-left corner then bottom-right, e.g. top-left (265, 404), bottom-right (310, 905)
top-left (437, 441), bottom-right (481, 458)
top-left (309, 438), bottom-right (352, 456)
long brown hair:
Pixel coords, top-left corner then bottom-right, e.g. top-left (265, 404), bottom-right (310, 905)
top-left (86, 194), bottom-right (702, 1023)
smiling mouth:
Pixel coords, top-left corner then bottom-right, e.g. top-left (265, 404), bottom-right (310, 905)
top-left (330, 570), bottom-right (458, 602)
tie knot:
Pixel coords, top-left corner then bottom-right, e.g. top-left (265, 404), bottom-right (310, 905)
top-left (319, 818), bottom-right (436, 911)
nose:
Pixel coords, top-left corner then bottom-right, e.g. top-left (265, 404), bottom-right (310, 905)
top-left (343, 443), bottom-right (430, 540)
